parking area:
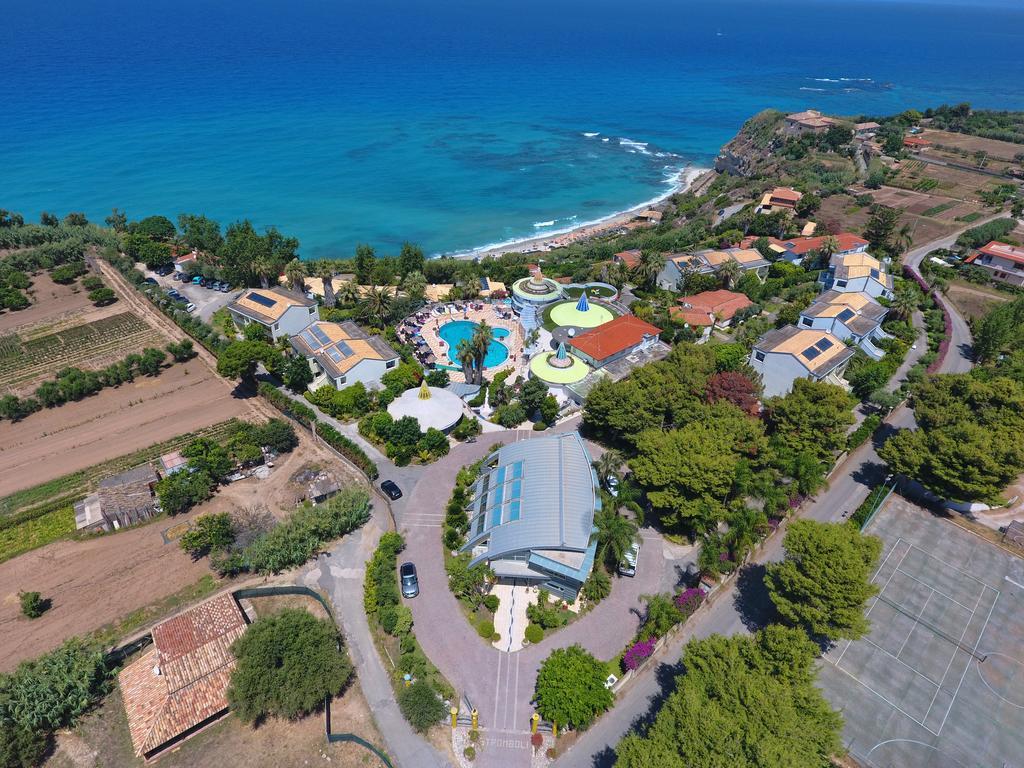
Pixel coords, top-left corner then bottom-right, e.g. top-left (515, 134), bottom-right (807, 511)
top-left (817, 496), bottom-right (1024, 768)
top-left (143, 267), bottom-right (241, 323)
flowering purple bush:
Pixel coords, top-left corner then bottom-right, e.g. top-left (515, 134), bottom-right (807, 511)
top-left (623, 638), bottom-right (657, 671)
top-left (674, 587), bottom-right (704, 619)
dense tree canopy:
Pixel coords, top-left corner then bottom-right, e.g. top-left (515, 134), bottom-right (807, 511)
top-left (615, 626), bottom-right (843, 768)
top-left (879, 373), bottom-right (1024, 502)
top-left (534, 645), bottom-right (613, 730)
top-left (228, 608), bottom-right (352, 722)
top-left (765, 379), bottom-right (855, 462)
top-left (766, 520), bottom-right (881, 641)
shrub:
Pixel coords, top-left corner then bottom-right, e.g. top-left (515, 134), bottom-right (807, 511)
top-left (483, 594), bottom-right (500, 613)
top-left (847, 414), bottom-right (882, 451)
top-left (228, 609), bottom-right (352, 722)
top-left (87, 287), bottom-right (117, 306)
top-left (477, 619), bottom-right (495, 639)
top-left (582, 569), bottom-right (611, 603)
top-left (398, 679), bottom-right (447, 732)
top-left (443, 526), bottom-right (462, 551)
top-left (674, 587), bottom-right (704, 619)
top-left (179, 513), bottom-right (235, 559)
top-left (80, 275), bottom-right (104, 291)
top-left (524, 624), bottom-right (544, 645)
top-left (19, 590), bottom-right (48, 619)
top-left (50, 261), bottom-right (87, 284)
top-left (463, 746), bottom-right (476, 761)
top-left (623, 638), bottom-right (657, 671)
top-left (534, 645), bottom-right (613, 730)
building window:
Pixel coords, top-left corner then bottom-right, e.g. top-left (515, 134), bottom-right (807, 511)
top-left (836, 280), bottom-right (848, 288)
top-left (309, 306), bottom-right (316, 314)
top-left (754, 351), bottom-right (765, 362)
top-left (386, 360), bottom-right (397, 369)
top-left (272, 322), bottom-right (279, 331)
top-left (338, 376), bottom-right (346, 385)
top-left (801, 317), bottom-right (812, 327)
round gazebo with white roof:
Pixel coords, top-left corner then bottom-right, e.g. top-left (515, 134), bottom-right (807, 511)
top-left (387, 381), bottom-right (465, 433)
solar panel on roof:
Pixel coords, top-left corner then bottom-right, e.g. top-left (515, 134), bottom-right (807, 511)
top-left (247, 292), bottom-right (277, 308)
top-left (326, 348), bottom-right (343, 363)
top-left (480, 277), bottom-right (490, 291)
top-left (802, 346), bottom-right (821, 360)
top-left (870, 268), bottom-right (880, 278)
top-left (837, 308), bottom-right (855, 322)
top-left (311, 325), bottom-right (331, 345)
top-left (815, 338), bottom-right (834, 351)
top-left (336, 341), bottom-right (354, 357)
top-left (298, 330), bottom-right (317, 348)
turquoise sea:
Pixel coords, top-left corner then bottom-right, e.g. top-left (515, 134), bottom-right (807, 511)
top-left (3, 0), bottom-right (1024, 258)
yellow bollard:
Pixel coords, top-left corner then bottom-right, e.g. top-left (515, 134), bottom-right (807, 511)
top-left (552, 721), bottom-right (558, 739)
top-left (531, 713), bottom-right (540, 734)
top-left (471, 709), bottom-right (478, 730)
top-left (450, 707), bottom-right (458, 729)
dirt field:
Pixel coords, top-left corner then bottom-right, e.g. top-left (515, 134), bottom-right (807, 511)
top-left (944, 279), bottom-right (1012, 322)
top-left (0, 272), bottom-right (95, 333)
top-left (0, 359), bottom-right (251, 497)
top-left (45, 679), bottom-right (389, 768)
top-left (818, 192), bottom-right (960, 247)
top-left (0, 435), bottom-right (362, 671)
top-left (920, 129), bottom-right (1024, 163)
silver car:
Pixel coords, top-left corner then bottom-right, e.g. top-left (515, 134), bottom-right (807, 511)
top-left (400, 562), bottom-right (419, 598)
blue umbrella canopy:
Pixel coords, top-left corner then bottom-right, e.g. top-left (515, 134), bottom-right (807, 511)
top-left (576, 290), bottom-right (590, 312)
top-left (555, 341), bottom-right (568, 360)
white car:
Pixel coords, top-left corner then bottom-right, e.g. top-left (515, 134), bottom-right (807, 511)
top-left (185, 302), bottom-right (197, 313)
top-left (618, 538), bottom-right (640, 577)
top-left (605, 475), bottom-right (619, 497)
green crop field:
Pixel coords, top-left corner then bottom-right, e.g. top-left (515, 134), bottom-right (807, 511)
top-left (0, 311), bottom-right (166, 392)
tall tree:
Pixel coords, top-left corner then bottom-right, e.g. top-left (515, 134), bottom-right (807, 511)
top-left (594, 448), bottom-right (624, 483)
top-left (534, 645), bottom-right (613, 730)
top-left (632, 250), bottom-right (665, 289)
top-left (398, 242), bottom-right (425, 278)
top-left (890, 279), bottom-right (922, 322)
top-left (363, 285), bottom-right (393, 328)
top-left (766, 520), bottom-right (882, 641)
top-left (354, 243), bottom-right (376, 285)
top-left (177, 213), bottom-right (223, 253)
top-left (615, 626), bottom-right (843, 768)
top-left (765, 379), bottom-right (855, 463)
top-left (337, 280), bottom-right (360, 306)
top-left (284, 258), bottom-right (307, 293)
top-left (316, 261), bottom-right (337, 307)
top-left (717, 259), bottom-right (742, 290)
top-left (104, 208), bottom-right (128, 232)
top-left (591, 507), bottom-right (637, 568)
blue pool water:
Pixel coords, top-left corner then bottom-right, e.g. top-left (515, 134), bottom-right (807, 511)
top-left (439, 321), bottom-right (510, 368)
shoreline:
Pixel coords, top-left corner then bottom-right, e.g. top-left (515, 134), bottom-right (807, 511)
top-left (449, 165), bottom-right (714, 261)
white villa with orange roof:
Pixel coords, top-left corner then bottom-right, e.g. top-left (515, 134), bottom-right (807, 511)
top-left (966, 240), bottom-right (1024, 287)
top-left (750, 326), bottom-right (855, 397)
top-left (290, 320), bottom-right (400, 390)
top-left (799, 290), bottom-right (889, 360)
top-left (227, 287), bottom-right (319, 341)
top-left (656, 247), bottom-right (769, 291)
top-left (823, 251), bottom-right (894, 300)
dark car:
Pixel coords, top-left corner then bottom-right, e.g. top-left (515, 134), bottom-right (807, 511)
top-left (143, 277), bottom-right (158, 285)
top-left (381, 480), bottom-right (402, 500)
top-left (400, 562), bottom-right (419, 598)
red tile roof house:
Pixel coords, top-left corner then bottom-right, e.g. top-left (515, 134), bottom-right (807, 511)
top-left (670, 289), bottom-right (754, 340)
top-left (119, 594), bottom-right (248, 759)
top-left (768, 232), bottom-right (870, 265)
top-left (903, 136), bottom-right (932, 150)
top-left (613, 249), bottom-right (642, 270)
top-left (568, 315), bottom-right (663, 369)
top-left (966, 241), bottom-right (1024, 287)
top-left (756, 187), bottom-right (803, 214)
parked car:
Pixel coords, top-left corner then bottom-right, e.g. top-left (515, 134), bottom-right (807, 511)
top-left (211, 281), bottom-right (223, 291)
top-left (166, 289), bottom-right (182, 298)
top-left (380, 480), bottom-right (402, 500)
top-left (155, 264), bottom-right (174, 276)
top-left (605, 475), bottom-right (619, 497)
top-left (143, 277), bottom-right (158, 285)
top-left (400, 562), bottom-right (419, 598)
top-left (618, 538), bottom-right (640, 577)
top-left (185, 302), bottom-right (197, 313)
top-left (219, 283), bottom-right (231, 293)
top-left (191, 275), bottom-right (203, 284)
top-left (178, 272), bottom-right (191, 282)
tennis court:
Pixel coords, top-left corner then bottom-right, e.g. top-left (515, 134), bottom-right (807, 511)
top-left (817, 496), bottom-right (1024, 768)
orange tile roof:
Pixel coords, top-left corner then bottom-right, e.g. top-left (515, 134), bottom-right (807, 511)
top-left (569, 315), bottom-right (662, 363)
top-left (771, 233), bottom-right (869, 257)
top-left (670, 307), bottom-right (714, 327)
top-left (677, 289), bottom-right (753, 321)
top-left (770, 187), bottom-right (803, 204)
top-left (120, 594), bottom-right (247, 757)
top-left (978, 240), bottom-right (1024, 266)
top-left (903, 136), bottom-right (931, 147)
top-left (614, 249), bottom-right (642, 268)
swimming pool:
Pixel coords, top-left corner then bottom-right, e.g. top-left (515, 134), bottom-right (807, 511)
top-left (439, 321), bottom-right (510, 368)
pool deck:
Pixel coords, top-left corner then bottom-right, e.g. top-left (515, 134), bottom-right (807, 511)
top-left (420, 304), bottom-right (526, 384)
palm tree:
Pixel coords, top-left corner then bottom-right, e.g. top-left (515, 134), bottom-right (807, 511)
top-left (631, 250), bottom-right (665, 290)
top-left (364, 286), bottom-right (393, 328)
top-left (890, 280), bottom-right (921, 322)
top-left (284, 258), bottom-right (306, 293)
top-left (595, 449), bottom-right (623, 484)
top-left (401, 270), bottom-right (427, 301)
top-left (896, 223), bottom-right (914, 256)
top-left (820, 235), bottom-right (840, 260)
top-left (592, 508), bottom-right (638, 569)
top-left (316, 261), bottom-right (337, 308)
top-left (724, 505), bottom-right (766, 564)
top-left (470, 321), bottom-right (493, 376)
top-left (717, 259), bottom-right (742, 290)
top-left (456, 339), bottom-right (477, 384)
top-left (337, 280), bottom-right (360, 306)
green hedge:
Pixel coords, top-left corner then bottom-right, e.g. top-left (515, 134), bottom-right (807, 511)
top-left (847, 414), bottom-right (882, 451)
top-left (258, 382), bottom-right (378, 479)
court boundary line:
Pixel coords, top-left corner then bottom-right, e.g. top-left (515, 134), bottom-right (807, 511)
top-left (836, 539), bottom-right (910, 667)
top-left (937, 589), bottom-right (1000, 736)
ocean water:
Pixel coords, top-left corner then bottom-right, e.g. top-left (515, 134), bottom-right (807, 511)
top-left (3, 0), bottom-right (1023, 258)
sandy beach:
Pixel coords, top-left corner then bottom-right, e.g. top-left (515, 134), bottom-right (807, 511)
top-left (458, 165), bottom-right (715, 261)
